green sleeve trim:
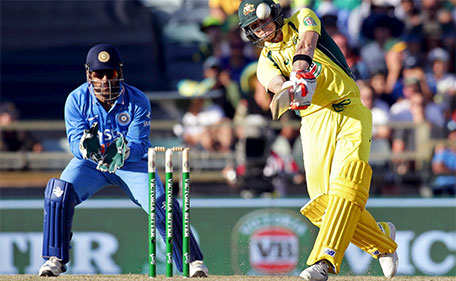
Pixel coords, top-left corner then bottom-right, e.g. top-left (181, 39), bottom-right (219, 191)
top-left (266, 51), bottom-right (285, 78)
top-left (288, 21), bottom-right (299, 33)
top-left (316, 24), bottom-right (354, 80)
top-left (290, 20), bottom-right (353, 80)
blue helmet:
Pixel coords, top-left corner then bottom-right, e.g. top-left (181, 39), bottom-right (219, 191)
top-left (85, 44), bottom-right (124, 101)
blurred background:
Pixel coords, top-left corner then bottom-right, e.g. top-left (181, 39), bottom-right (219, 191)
top-left (0, 0), bottom-right (455, 277)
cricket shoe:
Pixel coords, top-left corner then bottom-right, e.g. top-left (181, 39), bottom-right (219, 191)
top-left (300, 260), bottom-right (329, 281)
top-left (39, 256), bottom-right (67, 276)
top-left (378, 222), bottom-right (399, 278)
top-left (190, 260), bottom-right (208, 277)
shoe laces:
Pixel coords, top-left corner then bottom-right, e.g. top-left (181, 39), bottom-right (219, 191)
top-left (313, 261), bottom-right (329, 275)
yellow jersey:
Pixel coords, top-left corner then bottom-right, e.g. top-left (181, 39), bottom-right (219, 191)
top-left (257, 8), bottom-right (360, 117)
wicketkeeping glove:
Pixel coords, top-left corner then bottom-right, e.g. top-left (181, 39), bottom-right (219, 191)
top-left (287, 68), bottom-right (317, 110)
top-left (96, 135), bottom-right (130, 173)
top-left (79, 122), bottom-right (102, 162)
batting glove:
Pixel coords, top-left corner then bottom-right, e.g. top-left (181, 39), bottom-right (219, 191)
top-left (79, 122), bottom-right (102, 162)
top-left (96, 135), bottom-right (130, 173)
top-left (288, 68), bottom-right (317, 110)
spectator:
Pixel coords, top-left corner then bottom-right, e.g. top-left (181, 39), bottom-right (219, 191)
top-left (391, 91), bottom-right (423, 176)
top-left (360, 12), bottom-right (405, 76)
top-left (178, 56), bottom-right (240, 119)
top-left (394, 0), bottom-right (421, 33)
top-left (359, 80), bottom-right (393, 193)
top-left (390, 76), bottom-right (445, 129)
top-left (316, 1), bottom-right (340, 36)
top-left (199, 16), bottom-right (224, 59)
top-left (347, 0), bottom-right (373, 47)
top-left (176, 56), bottom-right (239, 152)
top-left (418, 0), bottom-right (454, 54)
top-left (0, 102), bottom-right (43, 153)
top-left (370, 70), bottom-right (396, 107)
top-left (391, 90), bottom-right (444, 178)
top-left (208, 0), bottom-right (242, 22)
top-left (359, 80), bottom-right (391, 140)
top-left (237, 62), bottom-right (271, 119)
top-left (263, 112), bottom-right (304, 196)
top-left (204, 56), bottom-right (240, 119)
top-left (388, 50), bottom-right (434, 103)
top-left (383, 39), bottom-right (408, 97)
top-left (431, 121), bottom-right (456, 196)
top-left (426, 47), bottom-right (456, 107)
top-left (228, 114), bottom-right (274, 197)
top-left (177, 58), bottom-right (236, 152)
top-left (332, 32), bottom-right (370, 80)
top-left (179, 98), bottom-right (233, 152)
top-left (220, 27), bottom-right (256, 84)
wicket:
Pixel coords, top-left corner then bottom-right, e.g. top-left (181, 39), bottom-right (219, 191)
top-left (148, 146), bottom-right (190, 278)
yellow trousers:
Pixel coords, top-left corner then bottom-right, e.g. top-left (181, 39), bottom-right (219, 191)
top-left (300, 99), bottom-right (396, 273)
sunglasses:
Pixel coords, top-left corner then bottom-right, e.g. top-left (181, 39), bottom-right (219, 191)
top-left (91, 69), bottom-right (119, 79)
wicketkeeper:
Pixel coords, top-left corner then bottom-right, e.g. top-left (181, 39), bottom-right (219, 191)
top-left (238, 1), bottom-right (399, 280)
top-left (38, 44), bottom-right (208, 277)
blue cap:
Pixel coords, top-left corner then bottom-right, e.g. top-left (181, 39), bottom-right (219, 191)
top-left (85, 44), bottom-right (122, 71)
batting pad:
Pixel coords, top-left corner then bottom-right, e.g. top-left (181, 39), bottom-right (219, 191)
top-left (350, 213), bottom-right (397, 257)
top-left (301, 164), bottom-right (397, 265)
top-left (306, 160), bottom-right (371, 273)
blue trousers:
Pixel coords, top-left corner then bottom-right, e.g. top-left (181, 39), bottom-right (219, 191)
top-left (59, 157), bottom-right (203, 271)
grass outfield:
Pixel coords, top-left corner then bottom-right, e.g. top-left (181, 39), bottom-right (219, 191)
top-left (1, 276), bottom-right (455, 281)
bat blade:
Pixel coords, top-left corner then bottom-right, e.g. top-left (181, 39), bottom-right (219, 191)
top-left (269, 87), bottom-right (291, 120)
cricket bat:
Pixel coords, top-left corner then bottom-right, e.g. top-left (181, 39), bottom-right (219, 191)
top-left (269, 86), bottom-right (291, 120)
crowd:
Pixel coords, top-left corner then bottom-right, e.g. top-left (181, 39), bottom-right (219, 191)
top-left (0, 102), bottom-right (43, 154)
top-left (1, 0), bottom-right (454, 196)
top-left (175, 0), bottom-right (456, 196)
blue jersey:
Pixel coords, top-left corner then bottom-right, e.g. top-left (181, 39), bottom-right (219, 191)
top-left (55, 83), bottom-right (203, 269)
top-left (64, 82), bottom-right (151, 162)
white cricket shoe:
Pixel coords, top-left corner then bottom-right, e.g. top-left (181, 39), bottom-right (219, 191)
top-left (39, 256), bottom-right (66, 276)
top-left (378, 222), bottom-right (399, 278)
top-left (300, 260), bottom-right (329, 281)
top-left (190, 260), bottom-right (208, 277)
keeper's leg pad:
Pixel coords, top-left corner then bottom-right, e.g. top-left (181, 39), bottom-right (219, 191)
top-left (42, 178), bottom-right (77, 264)
top-left (155, 194), bottom-right (204, 272)
top-left (307, 160), bottom-right (372, 274)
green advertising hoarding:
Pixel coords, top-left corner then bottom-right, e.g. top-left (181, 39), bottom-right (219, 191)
top-left (0, 198), bottom-right (455, 276)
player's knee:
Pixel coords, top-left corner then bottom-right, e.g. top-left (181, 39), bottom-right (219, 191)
top-left (330, 160), bottom-right (372, 208)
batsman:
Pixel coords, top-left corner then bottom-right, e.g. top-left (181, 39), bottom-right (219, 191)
top-left (38, 44), bottom-right (208, 277)
top-left (238, 1), bottom-right (399, 280)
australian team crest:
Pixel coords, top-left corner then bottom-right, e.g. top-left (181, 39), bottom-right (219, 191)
top-left (117, 112), bottom-right (131, 126)
top-left (303, 16), bottom-right (317, 27)
top-left (243, 3), bottom-right (255, 16)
